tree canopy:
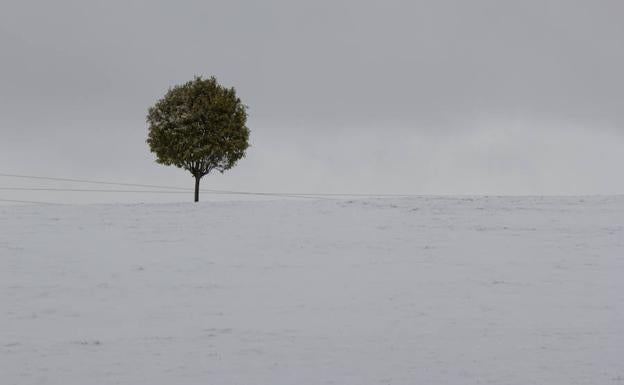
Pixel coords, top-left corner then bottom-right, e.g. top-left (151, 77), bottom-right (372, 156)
top-left (146, 76), bottom-right (250, 201)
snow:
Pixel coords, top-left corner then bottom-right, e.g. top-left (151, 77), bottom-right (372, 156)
top-left (1, 196), bottom-right (623, 384)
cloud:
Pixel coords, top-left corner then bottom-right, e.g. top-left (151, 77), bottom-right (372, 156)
top-left (0, 0), bottom-right (623, 200)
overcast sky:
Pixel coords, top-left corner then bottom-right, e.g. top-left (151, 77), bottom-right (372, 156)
top-left (1, 0), bottom-right (623, 202)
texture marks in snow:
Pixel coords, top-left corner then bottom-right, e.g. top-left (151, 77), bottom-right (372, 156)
top-left (1, 197), bottom-right (623, 385)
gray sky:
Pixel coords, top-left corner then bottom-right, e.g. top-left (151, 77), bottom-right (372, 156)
top-left (1, 0), bottom-right (623, 202)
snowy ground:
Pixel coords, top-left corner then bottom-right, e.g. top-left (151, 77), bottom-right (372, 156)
top-left (1, 196), bottom-right (623, 385)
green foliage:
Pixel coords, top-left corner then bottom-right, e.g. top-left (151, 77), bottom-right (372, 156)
top-left (146, 76), bottom-right (250, 179)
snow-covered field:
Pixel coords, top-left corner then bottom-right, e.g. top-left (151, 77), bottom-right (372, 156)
top-left (1, 197), bottom-right (623, 385)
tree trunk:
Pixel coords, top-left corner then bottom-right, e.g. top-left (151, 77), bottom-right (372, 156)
top-left (194, 175), bottom-right (201, 202)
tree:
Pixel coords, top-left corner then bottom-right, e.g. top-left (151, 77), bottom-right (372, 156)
top-left (146, 76), bottom-right (250, 202)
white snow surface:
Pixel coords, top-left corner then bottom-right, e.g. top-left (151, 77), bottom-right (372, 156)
top-left (1, 197), bottom-right (623, 385)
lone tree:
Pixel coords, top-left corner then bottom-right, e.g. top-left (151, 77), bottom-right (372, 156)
top-left (147, 76), bottom-right (250, 202)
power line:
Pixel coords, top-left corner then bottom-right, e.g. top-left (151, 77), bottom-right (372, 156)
top-left (0, 187), bottom-right (189, 193)
top-left (0, 186), bottom-right (399, 199)
top-left (0, 173), bottom-right (190, 191)
top-left (0, 173), bottom-right (313, 196)
top-left (0, 172), bottom-right (417, 197)
top-left (207, 189), bottom-right (415, 197)
top-left (0, 187), bottom-right (332, 200)
top-left (0, 198), bottom-right (58, 205)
